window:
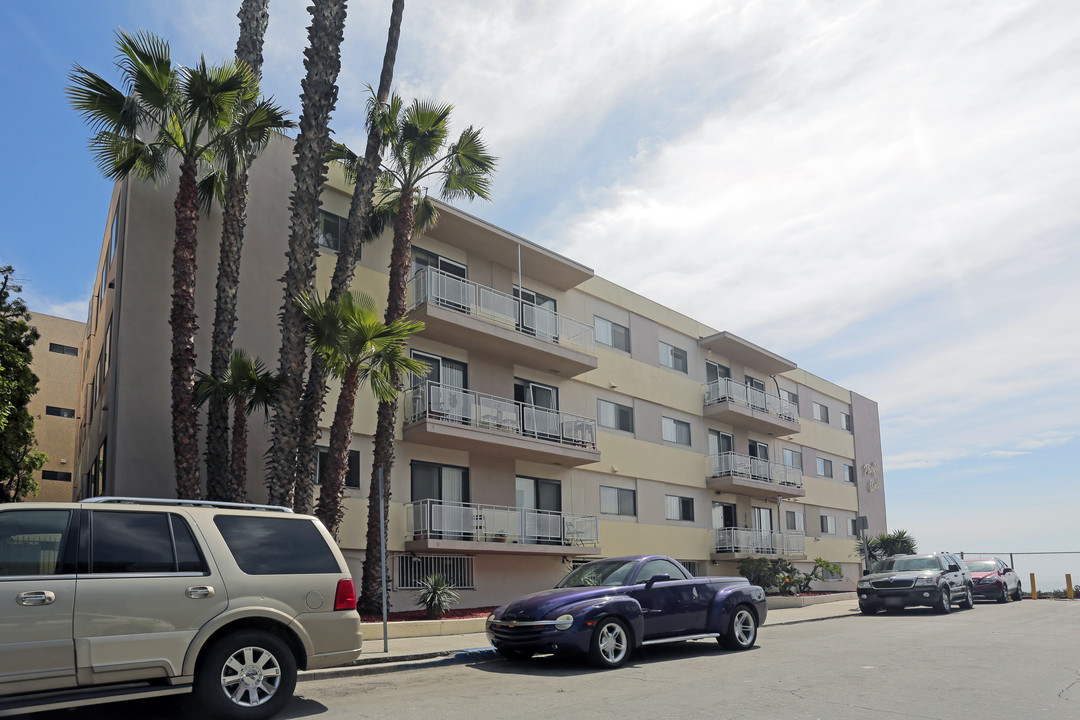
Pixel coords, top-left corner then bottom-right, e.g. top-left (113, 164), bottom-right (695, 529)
top-left (600, 486), bottom-right (636, 516)
top-left (91, 511), bottom-right (208, 574)
top-left (843, 464), bottom-right (855, 484)
top-left (598, 399), bottom-right (634, 432)
top-left (706, 361), bottom-right (731, 382)
top-left (665, 495), bottom-right (694, 522)
top-left (817, 457), bottom-right (833, 478)
top-left (780, 388), bottom-right (798, 406)
top-left (315, 447), bottom-right (361, 489)
top-left (45, 406), bottom-right (75, 419)
top-left (318, 210), bottom-right (347, 251)
top-left (594, 316), bottom-right (630, 352)
top-left (782, 448), bottom-right (803, 470)
top-left (813, 402), bottom-right (830, 423)
top-left (659, 341), bottom-right (688, 373)
top-left (820, 515), bottom-right (836, 535)
top-left (411, 461), bottom-right (469, 503)
top-left (786, 510), bottom-right (805, 532)
top-left (514, 286), bottom-right (557, 338)
top-left (636, 558), bottom-right (690, 582)
top-left (679, 560), bottom-right (699, 576)
top-left (848, 518), bottom-right (859, 536)
top-left (396, 554), bottom-right (474, 590)
top-left (48, 343), bottom-right (79, 357)
top-left (662, 417), bottom-right (691, 445)
top-left (215, 516), bottom-right (340, 574)
top-left (0, 509), bottom-right (72, 576)
top-left (840, 412), bottom-right (852, 431)
top-left (41, 470), bottom-right (72, 482)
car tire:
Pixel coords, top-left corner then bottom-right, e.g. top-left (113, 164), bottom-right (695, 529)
top-left (195, 630), bottom-right (297, 720)
top-left (998, 584), bottom-right (1010, 603)
top-left (859, 603), bottom-right (878, 615)
top-left (588, 617), bottom-right (631, 669)
top-left (1014, 584), bottom-right (1023, 601)
top-left (959, 586), bottom-right (975, 610)
top-left (935, 586), bottom-right (951, 614)
top-left (719, 605), bottom-right (758, 650)
top-left (495, 647), bottom-right (534, 661)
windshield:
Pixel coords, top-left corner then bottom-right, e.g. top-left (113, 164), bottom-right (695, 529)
top-left (964, 560), bottom-right (996, 573)
top-left (556, 560), bottom-right (637, 588)
top-left (872, 556), bottom-right (941, 573)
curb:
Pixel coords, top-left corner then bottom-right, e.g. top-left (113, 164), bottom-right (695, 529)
top-left (299, 648), bottom-right (499, 682)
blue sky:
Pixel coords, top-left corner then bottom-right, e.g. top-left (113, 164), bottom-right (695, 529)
top-left (1, 1), bottom-right (1077, 557)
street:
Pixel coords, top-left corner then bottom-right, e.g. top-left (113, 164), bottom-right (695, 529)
top-left (38, 600), bottom-right (1080, 719)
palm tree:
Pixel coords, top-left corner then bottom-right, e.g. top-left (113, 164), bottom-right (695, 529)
top-left (292, 0), bottom-right (407, 515)
top-left (205, 0), bottom-right (276, 501)
top-left (298, 291), bottom-right (425, 538)
top-left (194, 350), bottom-right (279, 503)
top-left (68, 30), bottom-right (291, 499)
top-left (267, 0), bottom-right (350, 508)
top-left (856, 529), bottom-right (919, 566)
top-left (359, 96), bottom-right (497, 613)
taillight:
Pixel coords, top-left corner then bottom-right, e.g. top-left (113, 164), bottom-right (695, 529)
top-left (334, 579), bottom-right (357, 611)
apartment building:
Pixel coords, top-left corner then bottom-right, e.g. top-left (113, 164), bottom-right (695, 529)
top-left (25, 312), bottom-right (85, 502)
top-left (74, 134), bottom-right (886, 608)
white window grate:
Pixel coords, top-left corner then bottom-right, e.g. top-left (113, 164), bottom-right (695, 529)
top-left (395, 554), bottom-right (475, 590)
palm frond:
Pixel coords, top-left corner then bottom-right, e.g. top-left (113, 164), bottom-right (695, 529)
top-left (197, 169), bottom-right (226, 215)
top-left (66, 67), bottom-right (133, 135)
top-left (440, 125), bottom-right (497, 202)
top-left (327, 141), bottom-right (362, 184)
top-left (114, 29), bottom-right (175, 113)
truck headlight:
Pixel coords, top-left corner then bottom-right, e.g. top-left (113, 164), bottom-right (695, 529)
top-left (554, 614), bottom-right (574, 631)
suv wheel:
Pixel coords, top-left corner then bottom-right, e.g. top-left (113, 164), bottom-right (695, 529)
top-left (935, 586), bottom-right (951, 614)
top-left (195, 630), bottom-right (297, 720)
top-left (959, 585), bottom-right (974, 610)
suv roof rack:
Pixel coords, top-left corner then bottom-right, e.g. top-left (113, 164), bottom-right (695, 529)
top-left (83, 496), bottom-right (294, 513)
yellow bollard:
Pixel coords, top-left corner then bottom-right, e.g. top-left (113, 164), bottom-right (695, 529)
top-left (1068, 574), bottom-right (1074, 600)
top-left (1030, 573), bottom-right (1038, 600)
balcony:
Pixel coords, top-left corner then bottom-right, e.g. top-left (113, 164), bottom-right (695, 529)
top-left (711, 528), bottom-right (806, 559)
top-left (408, 267), bottom-right (597, 377)
top-left (404, 499), bottom-right (601, 556)
top-left (703, 377), bottom-right (800, 436)
top-left (402, 381), bottom-right (601, 467)
top-left (708, 451), bottom-right (806, 499)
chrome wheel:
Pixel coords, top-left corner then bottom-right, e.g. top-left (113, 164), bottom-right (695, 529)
top-left (720, 605), bottom-right (758, 650)
top-left (589, 618), bottom-right (630, 668)
top-left (221, 646), bottom-right (282, 707)
top-left (936, 586), bottom-right (951, 614)
top-left (959, 586), bottom-right (974, 610)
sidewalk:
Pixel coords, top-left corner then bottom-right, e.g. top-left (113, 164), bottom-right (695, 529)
top-left (299, 598), bottom-right (861, 682)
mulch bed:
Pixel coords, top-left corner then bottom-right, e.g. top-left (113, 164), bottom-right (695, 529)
top-left (359, 606), bottom-right (497, 623)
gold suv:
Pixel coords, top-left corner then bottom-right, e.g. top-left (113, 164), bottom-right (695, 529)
top-left (0, 497), bottom-right (363, 719)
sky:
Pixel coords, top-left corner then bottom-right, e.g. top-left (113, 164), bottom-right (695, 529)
top-left (1, 1), bottom-right (1077, 558)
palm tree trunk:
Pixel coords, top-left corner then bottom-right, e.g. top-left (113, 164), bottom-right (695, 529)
top-left (294, 0), bottom-right (406, 515)
top-left (315, 363), bottom-right (361, 538)
top-left (235, 0), bottom-right (270, 73)
top-left (229, 397), bottom-right (250, 503)
top-left (267, 0), bottom-right (348, 507)
top-left (171, 157), bottom-right (203, 500)
top-left (358, 190), bottom-right (415, 613)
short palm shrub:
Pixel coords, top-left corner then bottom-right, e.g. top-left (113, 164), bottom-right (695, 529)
top-left (414, 574), bottom-right (461, 619)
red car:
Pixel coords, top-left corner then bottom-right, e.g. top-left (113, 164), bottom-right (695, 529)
top-left (963, 557), bottom-right (1022, 602)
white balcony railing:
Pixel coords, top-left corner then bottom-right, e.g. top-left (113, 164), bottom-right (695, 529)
top-left (404, 381), bottom-right (598, 450)
top-left (709, 451), bottom-right (804, 488)
top-left (409, 266), bottom-right (596, 354)
top-left (704, 377), bottom-right (799, 422)
top-left (406, 499), bottom-right (599, 546)
top-left (713, 528), bottom-right (806, 556)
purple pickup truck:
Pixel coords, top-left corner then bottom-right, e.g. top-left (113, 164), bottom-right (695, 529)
top-left (486, 555), bottom-right (767, 668)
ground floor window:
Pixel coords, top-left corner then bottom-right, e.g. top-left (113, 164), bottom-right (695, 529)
top-left (395, 553), bottom-right (475, 590)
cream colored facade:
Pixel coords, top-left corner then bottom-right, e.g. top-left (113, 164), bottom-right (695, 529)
top-left (74, 134), bottom-right (887, 609)
top-left (25, 313), bottom-right (85, 502)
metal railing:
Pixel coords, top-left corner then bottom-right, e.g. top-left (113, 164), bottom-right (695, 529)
top-left (405, 499), bottom-right (599, 547)
top-left (404, 381), bottom-right (598, 450)
top-left (714, 528), bottom-right (806, 556)
top-left (704, 377), bottom-right (799, 422)
top-left (409, 266), bottom-right (596, 354)
top-left (709, 451), bottom-right (804, 488)
top-left (395, 553), bottom-right (475, 590)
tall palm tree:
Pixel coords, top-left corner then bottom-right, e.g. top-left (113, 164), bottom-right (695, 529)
top-left (68, 30), bottom-right (291, 500)
top-left (293, 0), bottom-right (407, 515)
top-left (359, 96), bottom-right (497, 612)
top-left (298, 291), bottom-right (425, 538)
top-left (194, 350), bottom-right (279, 503)
top-left (267, 0), bottom-right (350, 508)
top-left (205, 0), bottom-right (275, 501)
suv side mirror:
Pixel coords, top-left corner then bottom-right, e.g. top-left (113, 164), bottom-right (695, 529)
top-left (862, 569), bottom-right (870, 576)
top-left (645, 574), bottom-right (671, 589)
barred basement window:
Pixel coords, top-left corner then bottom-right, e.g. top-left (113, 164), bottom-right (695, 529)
top-left (679, 560), bottom-right (699, 576)
top-left (396, 554), bottom-right (475, 590)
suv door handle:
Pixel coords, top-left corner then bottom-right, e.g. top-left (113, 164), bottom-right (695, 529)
top-left (186, 586), bottom-right (216, 599)
top-left (16, 590), bottom-right (56, 606)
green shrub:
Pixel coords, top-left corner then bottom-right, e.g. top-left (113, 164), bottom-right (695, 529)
top-left (413, 573), bottom-right (461, 619)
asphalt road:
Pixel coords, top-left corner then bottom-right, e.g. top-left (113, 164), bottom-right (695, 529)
top-left (35, 600), bottom-right (1080, 719)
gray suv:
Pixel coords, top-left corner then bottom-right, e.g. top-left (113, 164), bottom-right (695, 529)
top-left (0, 498), bottom-right (363, 719)
top-left (857, 552), bottom-right (975, 615)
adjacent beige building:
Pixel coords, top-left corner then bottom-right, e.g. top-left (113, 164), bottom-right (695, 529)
top-left (26, 312), bottom-right (84, 502)
top-left (74, 134), bottom-right (887, 608)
